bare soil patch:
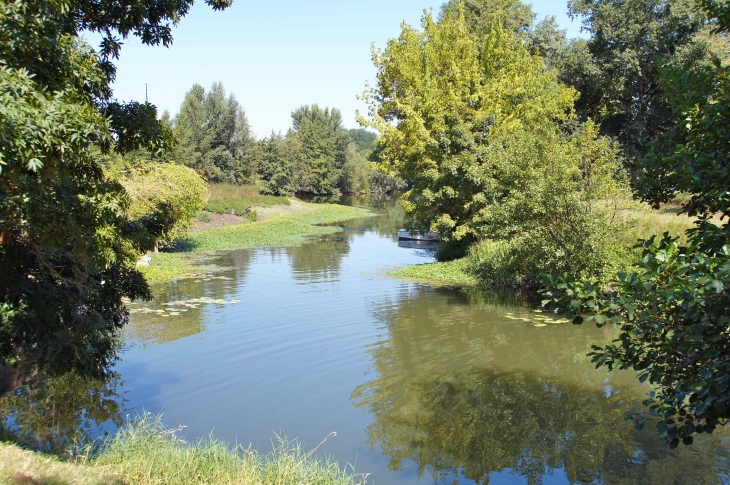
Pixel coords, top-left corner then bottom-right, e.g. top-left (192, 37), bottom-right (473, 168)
top-left (191, 199), bottom-right (317, 232)
top-left (191, 212), bottom-right (249, 232)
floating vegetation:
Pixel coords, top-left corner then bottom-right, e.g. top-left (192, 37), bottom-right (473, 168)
top-left (127, 295), bottom-right (242, 318)
top-left (503, 311), bottom-right (570, 327)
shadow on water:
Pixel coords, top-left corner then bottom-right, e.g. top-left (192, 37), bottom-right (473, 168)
top-left (285, 235), bottom-right (352, 282)
top-left (123, 250), bottom-right (252, 347)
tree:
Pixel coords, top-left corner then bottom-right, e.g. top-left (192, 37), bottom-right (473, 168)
top-left (360, 9), bottom-right (626, 284)
top-left (440, 0), bottom-right (535, 36)
top-left (290, 104), bottom-right (350, 195)
top-left (542, 2), bottom-right (730, 448)
top-left (258, 132), bottom-right (296, 196)
top-left (174, 82), bottom-right (256, 183)
top-left (559, 0), bottom-right (721, 173)
top-left (347, 128), bottom-right (378, 153)
top-left (0, 0), bottom-right (230, 395)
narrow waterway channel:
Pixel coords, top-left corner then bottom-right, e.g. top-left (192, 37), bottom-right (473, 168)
top-left (4, 197), bottom-right (730, 484)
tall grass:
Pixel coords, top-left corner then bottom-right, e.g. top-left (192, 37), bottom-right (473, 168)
top-left (0, 414), bottom-right (367, 485)
top-left (204, 184), bottom-right (290, 216)
top-left (91, 414), bottom-right (366, 485)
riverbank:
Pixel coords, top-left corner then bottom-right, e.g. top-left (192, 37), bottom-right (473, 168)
top-left (390, 202), bottom-right (705, 289)
top-left (140, 201), bottom-right (371, 283)
top-left (0, 415), bottom-right (363, 485)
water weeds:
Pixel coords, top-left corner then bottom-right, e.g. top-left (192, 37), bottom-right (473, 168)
top-left (128, 296), bottom-right (243, 318)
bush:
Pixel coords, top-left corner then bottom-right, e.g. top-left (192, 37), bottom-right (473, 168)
top-left (197, 212), bottom-right (211, 223)
top-left (108, 160), bottom-right (208, 244)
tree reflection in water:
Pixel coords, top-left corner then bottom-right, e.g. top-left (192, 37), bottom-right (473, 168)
top-left (354, 286), bottom-right (730, 484)
top-left (0, 372), bottom-right (124, 453)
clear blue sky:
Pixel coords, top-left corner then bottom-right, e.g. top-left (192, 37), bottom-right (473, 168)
top-left (90, 0), bottom-right (584, 137)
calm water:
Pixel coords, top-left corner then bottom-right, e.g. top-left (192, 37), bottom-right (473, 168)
top-left (3, 197), bottom-right (730, 484)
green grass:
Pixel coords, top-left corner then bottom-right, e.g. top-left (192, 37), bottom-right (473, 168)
top-left (390, 258), bottom-right (479, 287)
top-left (204, 183), bottom-right (290, 216)
top-left (0, 414), bottom-right (366, 485)
top-left (390, 203), bottom-right (708, 289)
top-left (140, 204), bottom-right (371, 283)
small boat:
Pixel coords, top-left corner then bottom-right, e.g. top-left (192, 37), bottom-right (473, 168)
top-left (397, 239), bottom-right (440, 249)
top-left (397, 229), bottom-right (440, 241)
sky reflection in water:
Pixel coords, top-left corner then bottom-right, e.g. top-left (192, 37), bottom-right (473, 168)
top-left (3, 196), bottom-right (729, 484)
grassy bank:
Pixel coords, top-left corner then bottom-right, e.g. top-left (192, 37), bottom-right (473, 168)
top-left (0, 414), bottom-right (365, 485)
top-left (141, 203), bottom-right (370, 283)
top-left (391, 202), bottom-right (703, 289)
top-left (391, 258), bottom-right (479, 287)
top-left (203, 183), bottom-right (290, 216)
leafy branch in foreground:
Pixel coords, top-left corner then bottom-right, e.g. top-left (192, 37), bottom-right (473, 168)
top-left (542, 236), bottom-right (730, 448)
top-left (0, 0), bottom-right (230, 396)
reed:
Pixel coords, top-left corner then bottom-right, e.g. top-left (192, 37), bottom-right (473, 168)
top-left (204, 184), bottom-right (290, 216)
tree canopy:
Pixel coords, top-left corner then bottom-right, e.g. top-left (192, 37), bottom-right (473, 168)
top-left (0, 0), bottom-right (229, 392)
top-left (361, 8), bottom-right (626, 284)
top-left (174, 82), bottom-right (256, 184)
top-left (557, 0), bottom-right (723, 173)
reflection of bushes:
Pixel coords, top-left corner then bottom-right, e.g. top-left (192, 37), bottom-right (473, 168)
top-left (0, 372), bottom-right (124, 453)
top-left (356, 285), bottom-right (730, 484)
top-left (353, 367), bottom-right (726, 485)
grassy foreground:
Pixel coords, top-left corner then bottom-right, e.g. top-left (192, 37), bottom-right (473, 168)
top-left (0, 415), bottom-right (365, 485)
top-left (141, 203), bottom-right (370, 283)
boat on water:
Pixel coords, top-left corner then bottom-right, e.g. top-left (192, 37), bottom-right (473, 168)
top-left (397, 229), bottom-right (440, 241)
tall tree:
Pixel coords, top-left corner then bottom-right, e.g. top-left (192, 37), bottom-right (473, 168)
top-left (258, 132), bottom-right (295, 196)
top-left (174, 82), bottom-right (256, 183)
top-left (543, 0), bottom-right (730, 448)
top-left (440, 0), bottom-right (535, 35)
top-left (361, 9), bottom-right (625, 284)
top-left (290, 105), bottom-right (350, 195)
top-left (560, 0), bottom-right (718, 173)
top-left (0, 0), bottom-right (230, 395)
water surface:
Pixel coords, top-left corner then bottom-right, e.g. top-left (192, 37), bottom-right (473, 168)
top-left (3, 197), bottom-right (729, 484)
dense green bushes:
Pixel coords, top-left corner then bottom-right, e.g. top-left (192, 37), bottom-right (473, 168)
top-left (363, 9), bottom-right (630, 288)
top-left (106, 159), bottom-right (208, 246)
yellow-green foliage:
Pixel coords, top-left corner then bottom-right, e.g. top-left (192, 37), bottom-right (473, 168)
top-left (360, 9), bottom-right (578, 239)
top-left (140, 204), bottom-right (371, 283)
top-left (109, 161), bottom-right (208, 238)
top-left (361, 9), bottom-right (628, 287)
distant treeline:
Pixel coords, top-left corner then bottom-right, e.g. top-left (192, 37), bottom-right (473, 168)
top-left (166, 82), bottom-right (405, 195)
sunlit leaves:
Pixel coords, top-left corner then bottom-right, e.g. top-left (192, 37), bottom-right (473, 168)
top-left (361, 10), bottom-right (627, 289)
